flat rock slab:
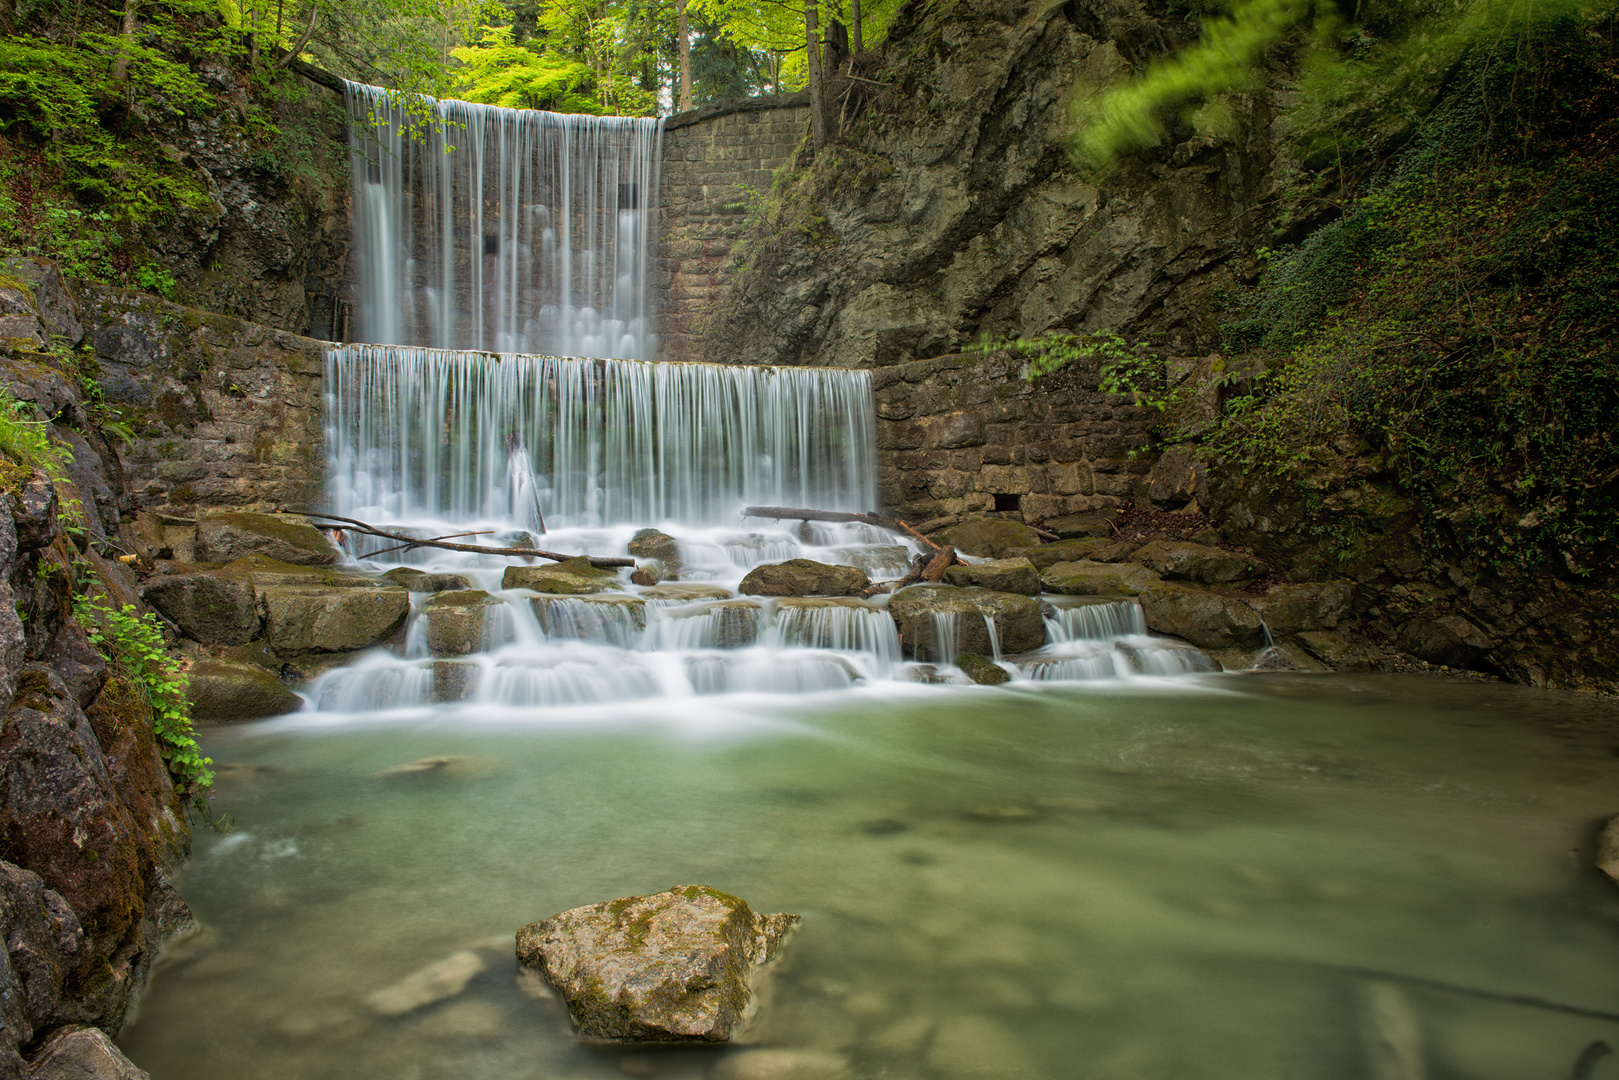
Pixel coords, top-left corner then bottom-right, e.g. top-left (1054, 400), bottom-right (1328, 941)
top-left (517, 885), bottom-right (798, 1044)
top-left (195, 512), bottom-right (341, 566)
top-left (739, 559), bottom-right (868, 597)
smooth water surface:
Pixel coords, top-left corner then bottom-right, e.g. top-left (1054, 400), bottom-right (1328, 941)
top-left (120, 676), bottom-right (1619, 1080)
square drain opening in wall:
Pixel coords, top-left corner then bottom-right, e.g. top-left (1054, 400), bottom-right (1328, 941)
top-left (993, 493), bottom-right (1022, 513)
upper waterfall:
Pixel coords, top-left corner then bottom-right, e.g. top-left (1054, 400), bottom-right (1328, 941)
top-left (344, 83), bottom-right (663, 360)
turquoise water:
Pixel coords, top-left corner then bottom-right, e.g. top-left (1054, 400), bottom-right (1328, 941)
top-left (119, 674), bottom-right (1619, 1080)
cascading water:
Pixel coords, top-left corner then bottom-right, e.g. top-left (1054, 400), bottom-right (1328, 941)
top-left (344, 83), bottom-right (662, 359)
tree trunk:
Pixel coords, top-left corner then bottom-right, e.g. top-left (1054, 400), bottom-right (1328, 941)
top-left (805, 0), bottom-right (827, 148)
top-left (851, 0), bottom-right (862, 52)
top-left (110, 0), bottom-right (139, 91)
top-left (676, 0), bottom-right (693, 112)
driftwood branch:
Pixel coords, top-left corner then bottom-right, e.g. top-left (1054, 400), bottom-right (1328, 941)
top-left (860, 545), bottom-right (961, 597)
top-left (287, 512), bottom-right (635, 568)
top-left (741, 505), bottom-right (940, 550)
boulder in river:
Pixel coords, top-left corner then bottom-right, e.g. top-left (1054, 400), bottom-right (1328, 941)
top-left (1138, 583), bottom-right (1265, 649)
top-left (383, 567), bottom-right (474, 593)
top-left (1039, 560), bottom-right (1160, 596)
top-left (27, 1025), bottom-right (151, 1080)
top-left (739, 559), bottom-right (868, 597)
top-left (142, 572), bottom-right (260, 645)
top-left (516, 884), bottom-right (798, 1043)
top-left (185, 659), bottom-right (302, 722)
top-left (1133, 540), bottom-right (1266, 585)
top-left (887, 584), bottom-right (1045, 660)
top-left (423, 590), bottom-right (502, 656)
top-left (640, 584), bottom-right (734, 602)
top-left (260, 584), bottom-right (410, 654)
top-left (502, 557), bottom-right (623, 595)
top-left (933, 518), bottom-right (1044, 558)
top-left (957, 652), bottom-right (1010, 685)
top-left (195, 511), bottom-right (342, 566)
top-left (942, 557), bottom-right (1040, 596)
top-left (628, 529), bottom-right (683, 581)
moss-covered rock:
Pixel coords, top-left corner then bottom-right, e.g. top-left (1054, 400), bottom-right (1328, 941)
top-left (942, 557), bottom-right (1040, 595)
top-left (933, 518), bottom-right (1045, 559)
top-left (1249, 581), bottom-right (1354, 634)
top-left (383, 568), bottom-right (474, 593)
top-left (502, 557), bottom-right (623, 595)
top-left (1039, 561), bottom-right (1161, 596)
top-left (195, 512), bottom-right (341, 566)
top-left (1138, 583), bottom-right (1265, 650)
top-left (1133, 540), bottom-right (1266, 585)
top-left (628, 529), bottom-right (682, 581)
top-left (186, 659), bottom-right (302, 722)
top-left (887, 584), bottom-right (1045, 660)
top-left (957, 652), bottom-right (1010, 685)
top-left (142, 573), bottom-right (260, 646)
top-left (516, 885), bottom-right (799, 1044)
top-left (260, 584), bottom-right (410, 653)
top-left (1044, 511), bottom-right (1119, 539)
top-left (423, 591), bottom-right (502, 657)
top-left (1011, 538), bottom-right (1110, 570)
top-left (739, 559), bottom-right (868, 597)
top-left (640, 584), bottom-right (734, 602)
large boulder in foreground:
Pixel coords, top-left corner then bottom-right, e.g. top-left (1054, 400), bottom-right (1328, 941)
top-left (1598, 815), bottom-right (1619, 885)
top-left (186, 659), bottom-right (302, 722)
top-left (933, 518), bottom-right (1044, 559)
top-left (739, 559), bottom-right (868, 597)
top-left (517, 885), bottom-right (798, 1044)
top-left (1138, 583), bottom-right (1265, 650)
top-left (887, 584), bottom-right (1045, 661)
top-left (195, 512), bottom-right (341, 566)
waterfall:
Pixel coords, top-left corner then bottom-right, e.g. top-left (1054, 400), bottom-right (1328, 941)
top-left (344, 82), bottom-right (663, 359)
top-left (325, 344), bottom-right (877, 527)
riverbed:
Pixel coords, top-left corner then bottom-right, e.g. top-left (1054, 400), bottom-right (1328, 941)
top-left (120, 674), bottom-right (1619, 1080)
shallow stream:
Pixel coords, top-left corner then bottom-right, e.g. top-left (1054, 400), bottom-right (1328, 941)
top-left (120, 674), bottom-right (1619, 1080)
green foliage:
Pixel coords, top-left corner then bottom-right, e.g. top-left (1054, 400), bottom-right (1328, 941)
top-left (975, 331), bottom-right (1170, 409)
top-left (0, 388), bottom-right (72, 488)
top-left (73, 594), bottom-right (214, 797)
top-left (1209, 17), bottom-right (1619, 579)
top-left (453, 25), bottom-right (604, 111)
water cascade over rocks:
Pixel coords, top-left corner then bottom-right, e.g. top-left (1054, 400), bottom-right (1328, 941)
top-left (306, 89), bottom-right (1222, 717)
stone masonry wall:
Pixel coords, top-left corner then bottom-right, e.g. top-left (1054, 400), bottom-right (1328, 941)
top-left (83, 285), bottom-right (328, 516)
top-left (657, 95), bottom-right (810, 366)
top-left (873, 353), bottom-right (1158, 522)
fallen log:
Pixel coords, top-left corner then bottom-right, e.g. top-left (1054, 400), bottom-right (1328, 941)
top-left (741, 505), bottom-right (941, 550)
top-left (286, 512), bottom-right (635, 568)
top-left (919, 545), bottom-right (959, 582)
top-left (861, 546), bottom-right (960, 597)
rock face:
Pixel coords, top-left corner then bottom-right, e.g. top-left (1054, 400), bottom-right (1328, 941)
top-left (423, 591), bottom-right (502, 657)
top-left (933, 519), bottom-right (1044, 560)
top-left (195, 512), bottom-right (341, 566)
top-left (886, 585), bottom-right (1045, 660)
top-left (1249, 582), bottom-right (1353, 634)
top-left (942, 557), bottom-right (1040, 595)
top-left (739, 560), bottom-right (869, 597)
top-left (185, 659), bottom-right (302, 722)
top-left (516, 885), bottom-right (799, 1043)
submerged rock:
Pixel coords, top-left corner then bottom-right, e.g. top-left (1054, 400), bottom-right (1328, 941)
top-left (1133, 540), bottom-right (1265, 585)
top-left (423, 590), bottom-right (502, 657)
top-left (933, 518), bottom-right (1043, 559)
top-left (1598, 816), bottom-right (1619, 885)
top-left (27, 1025), bottom-right (150, 1080)
top-left (713, 1049), bottom-right (851, 1080)
top-left (1138, 584), bottom-right (1265, 650)
top-left (365, 950), bottom-right (486, 1017)
top-left (887, 584), bottom-right (1045, 661)
top-left (1039, 560), bottom-right (1160, 596)
top-left (186, 659), bottom-right (302, 722)
top-left (383, 567), bottom-right (473, 593)
top-left (195, 511), bottom-right (342, 566)
top-left (956, 652), bottom-right (1010, 686)
top-left (502, 557), bottom-right (623, 595)
top-left (739, 559), bottom-right (868, 597)
top-left (516, 884), bottom-right (798, 1044)
top-left (142, 573), bottom-right (261, 646)
top-left (942, 557), bottom-right (1040, 596)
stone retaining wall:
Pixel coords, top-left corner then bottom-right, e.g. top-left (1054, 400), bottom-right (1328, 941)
top-left (873, 352), bottom-right (1157, 521)
top-left (657, 95), bottom-right (810, 365)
